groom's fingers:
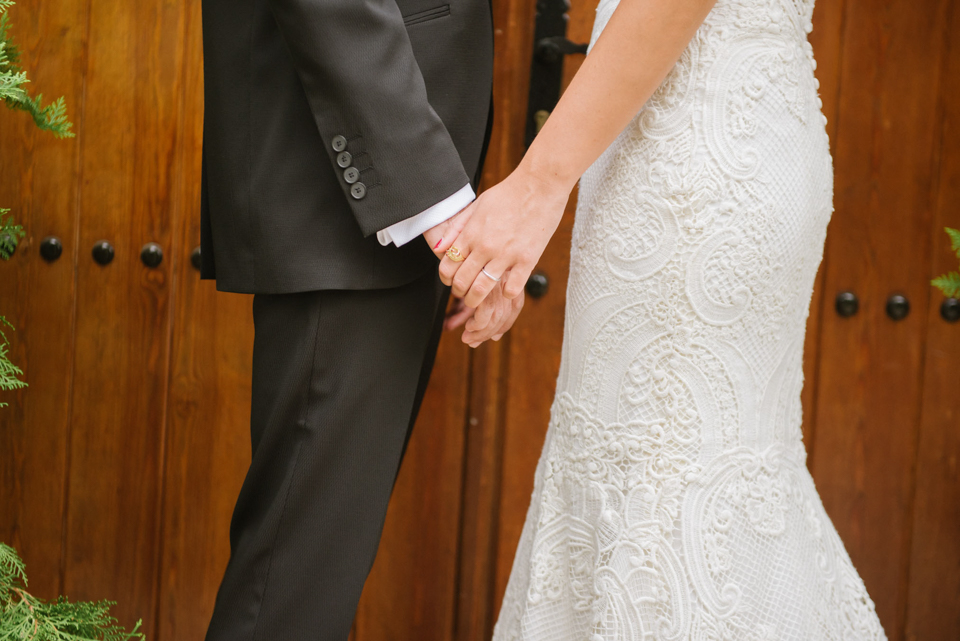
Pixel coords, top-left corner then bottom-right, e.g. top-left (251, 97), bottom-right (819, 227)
top-left (463, 287), bottom-right (514, 346)
top-left (469, 295), bottom-right (495, 331)
top-left (444, 299), bottom-right (474, 330)
top-left (486, 296), bottom-right (507, 332)
top-left (463, 297), bottom-right (499, 342)
top-left (487, 290), bottom-right (524, 343)
top-left (502, 291), bottom-right (524, 332)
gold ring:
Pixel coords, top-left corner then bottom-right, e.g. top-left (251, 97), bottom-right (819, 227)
top-left (445, 246), bottom-right (466, 262)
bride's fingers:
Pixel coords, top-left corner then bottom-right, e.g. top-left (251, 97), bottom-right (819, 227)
top-left (502, 267), bottom-right (531, 299)
top-left (450, 251), bottom-right (486, 299)
top-left (462, 260), bottom-right (507, 309)
top-left (432, 233), bottom-right (458, 257)
top-left (438, 238), bottom-right (472, 287)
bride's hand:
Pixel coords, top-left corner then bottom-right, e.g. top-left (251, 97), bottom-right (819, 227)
top-left (438, 165), bottom-right (571, 308)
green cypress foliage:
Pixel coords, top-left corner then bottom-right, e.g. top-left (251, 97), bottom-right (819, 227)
top-left (0, 544), bottom-right (143, 641)
top-left (931, 227), bottom-right (960, 299)
top-left (0, 1), bottom-right (74, 138)
top-left (1, 0), bottom-right (74, 402)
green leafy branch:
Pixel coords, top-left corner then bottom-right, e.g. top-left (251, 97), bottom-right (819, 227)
top-left (0, 317), bottom-right (26, 408)
top-left (0, 2), bottom-right (74, 138)
top-left (1, 207), bottom-right (27, 407)
top-left (931, 227), bottom-right (960, 299)
top-left (2, 0), bottom-right (76, 403)
top-left (1, 208), bottom-right (24, 260)
top-left (0, 544), bottom-right (144, 641)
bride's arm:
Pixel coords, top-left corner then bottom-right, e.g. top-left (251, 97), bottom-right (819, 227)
top-left (440, 0), bottom-right (717, 307)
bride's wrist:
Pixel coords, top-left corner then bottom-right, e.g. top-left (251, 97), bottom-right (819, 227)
top-left (515, 148), bottom-right (579, 198)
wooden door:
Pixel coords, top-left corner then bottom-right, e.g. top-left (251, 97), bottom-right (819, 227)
top-left (0, 1), bottom-right (502, 639)
top-left (808, 2), bottom-right (960, 639)
top-left (1, 0), bottom-right (958, 640)
top-left (1, 0), bottom-right (194, 631)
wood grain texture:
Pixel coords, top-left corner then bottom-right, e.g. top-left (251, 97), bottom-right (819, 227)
top-left (456, 345), bottom-right (508, 641)
top-left (354, 331), bottom-right (471, 641)
top-left (0, 0), bottom-right (86, 600)
top-left (810, 0), bottom-right (951, 636)
top-left (61, 0), bottom-right (186, 636)
top-left (153, 0), bottom-right (254, 638)
top-left (903, 2), bottom-right (960, 638)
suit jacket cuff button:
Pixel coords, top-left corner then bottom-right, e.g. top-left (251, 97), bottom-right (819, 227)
top-left (350, 183), bottom-right (367, 200)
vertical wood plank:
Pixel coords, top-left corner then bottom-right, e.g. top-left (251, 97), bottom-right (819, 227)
top-left (904, 2), bottom-right (960, 638)
top-left (62, 0), bottom-right (186, 635)
top-left (354, 335), bottom-right (470, 641)
top-left (154, 0), bottom-right (254, 638)
top-left (810, 0), bottom-right (950, 636)
top-left (0, 0), bottom-right (86, 600)
top-left (456, 345), bottom-right (508, 641)
top-left (156, 280), bottom-right (252, 641)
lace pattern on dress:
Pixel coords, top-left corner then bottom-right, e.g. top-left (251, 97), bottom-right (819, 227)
top-left (493, 0), bottom-right (887, 638)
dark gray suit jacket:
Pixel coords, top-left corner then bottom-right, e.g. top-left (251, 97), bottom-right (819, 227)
top-left (199, 0), bottom-right (494, 293)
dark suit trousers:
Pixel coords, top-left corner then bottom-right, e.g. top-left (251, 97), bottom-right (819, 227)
top-left (205, 269), bottom-right (449, 641)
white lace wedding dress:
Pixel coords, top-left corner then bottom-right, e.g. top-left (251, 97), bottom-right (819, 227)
top-left (492, 0), bottom-right (887, 639)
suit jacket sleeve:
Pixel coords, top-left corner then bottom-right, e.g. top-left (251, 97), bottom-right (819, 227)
top-left (268, 0), bottom-right (470, 237)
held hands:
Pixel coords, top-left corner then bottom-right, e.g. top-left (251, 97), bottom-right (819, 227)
top-left (423, 163), bottom-right (569, 347)
top-left (438, 165), bottom-right (570, 309)
top-left (423, 207), bottom-right (523, 347)
top-left (444, 281), bottom-right (524, 348)
top-left (424, 201), bottom-right (524, 347)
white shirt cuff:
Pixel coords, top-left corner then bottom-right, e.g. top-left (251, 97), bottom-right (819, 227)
top-left (376, 183), bottom-right (476, 247)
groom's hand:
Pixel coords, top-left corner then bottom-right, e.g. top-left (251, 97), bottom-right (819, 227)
top-left (444, 286), bottom-right (524, 347)
top-left (444, 297), bottom-right (474, 330)
top-left (459, 279), bottom-right (525, 348)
